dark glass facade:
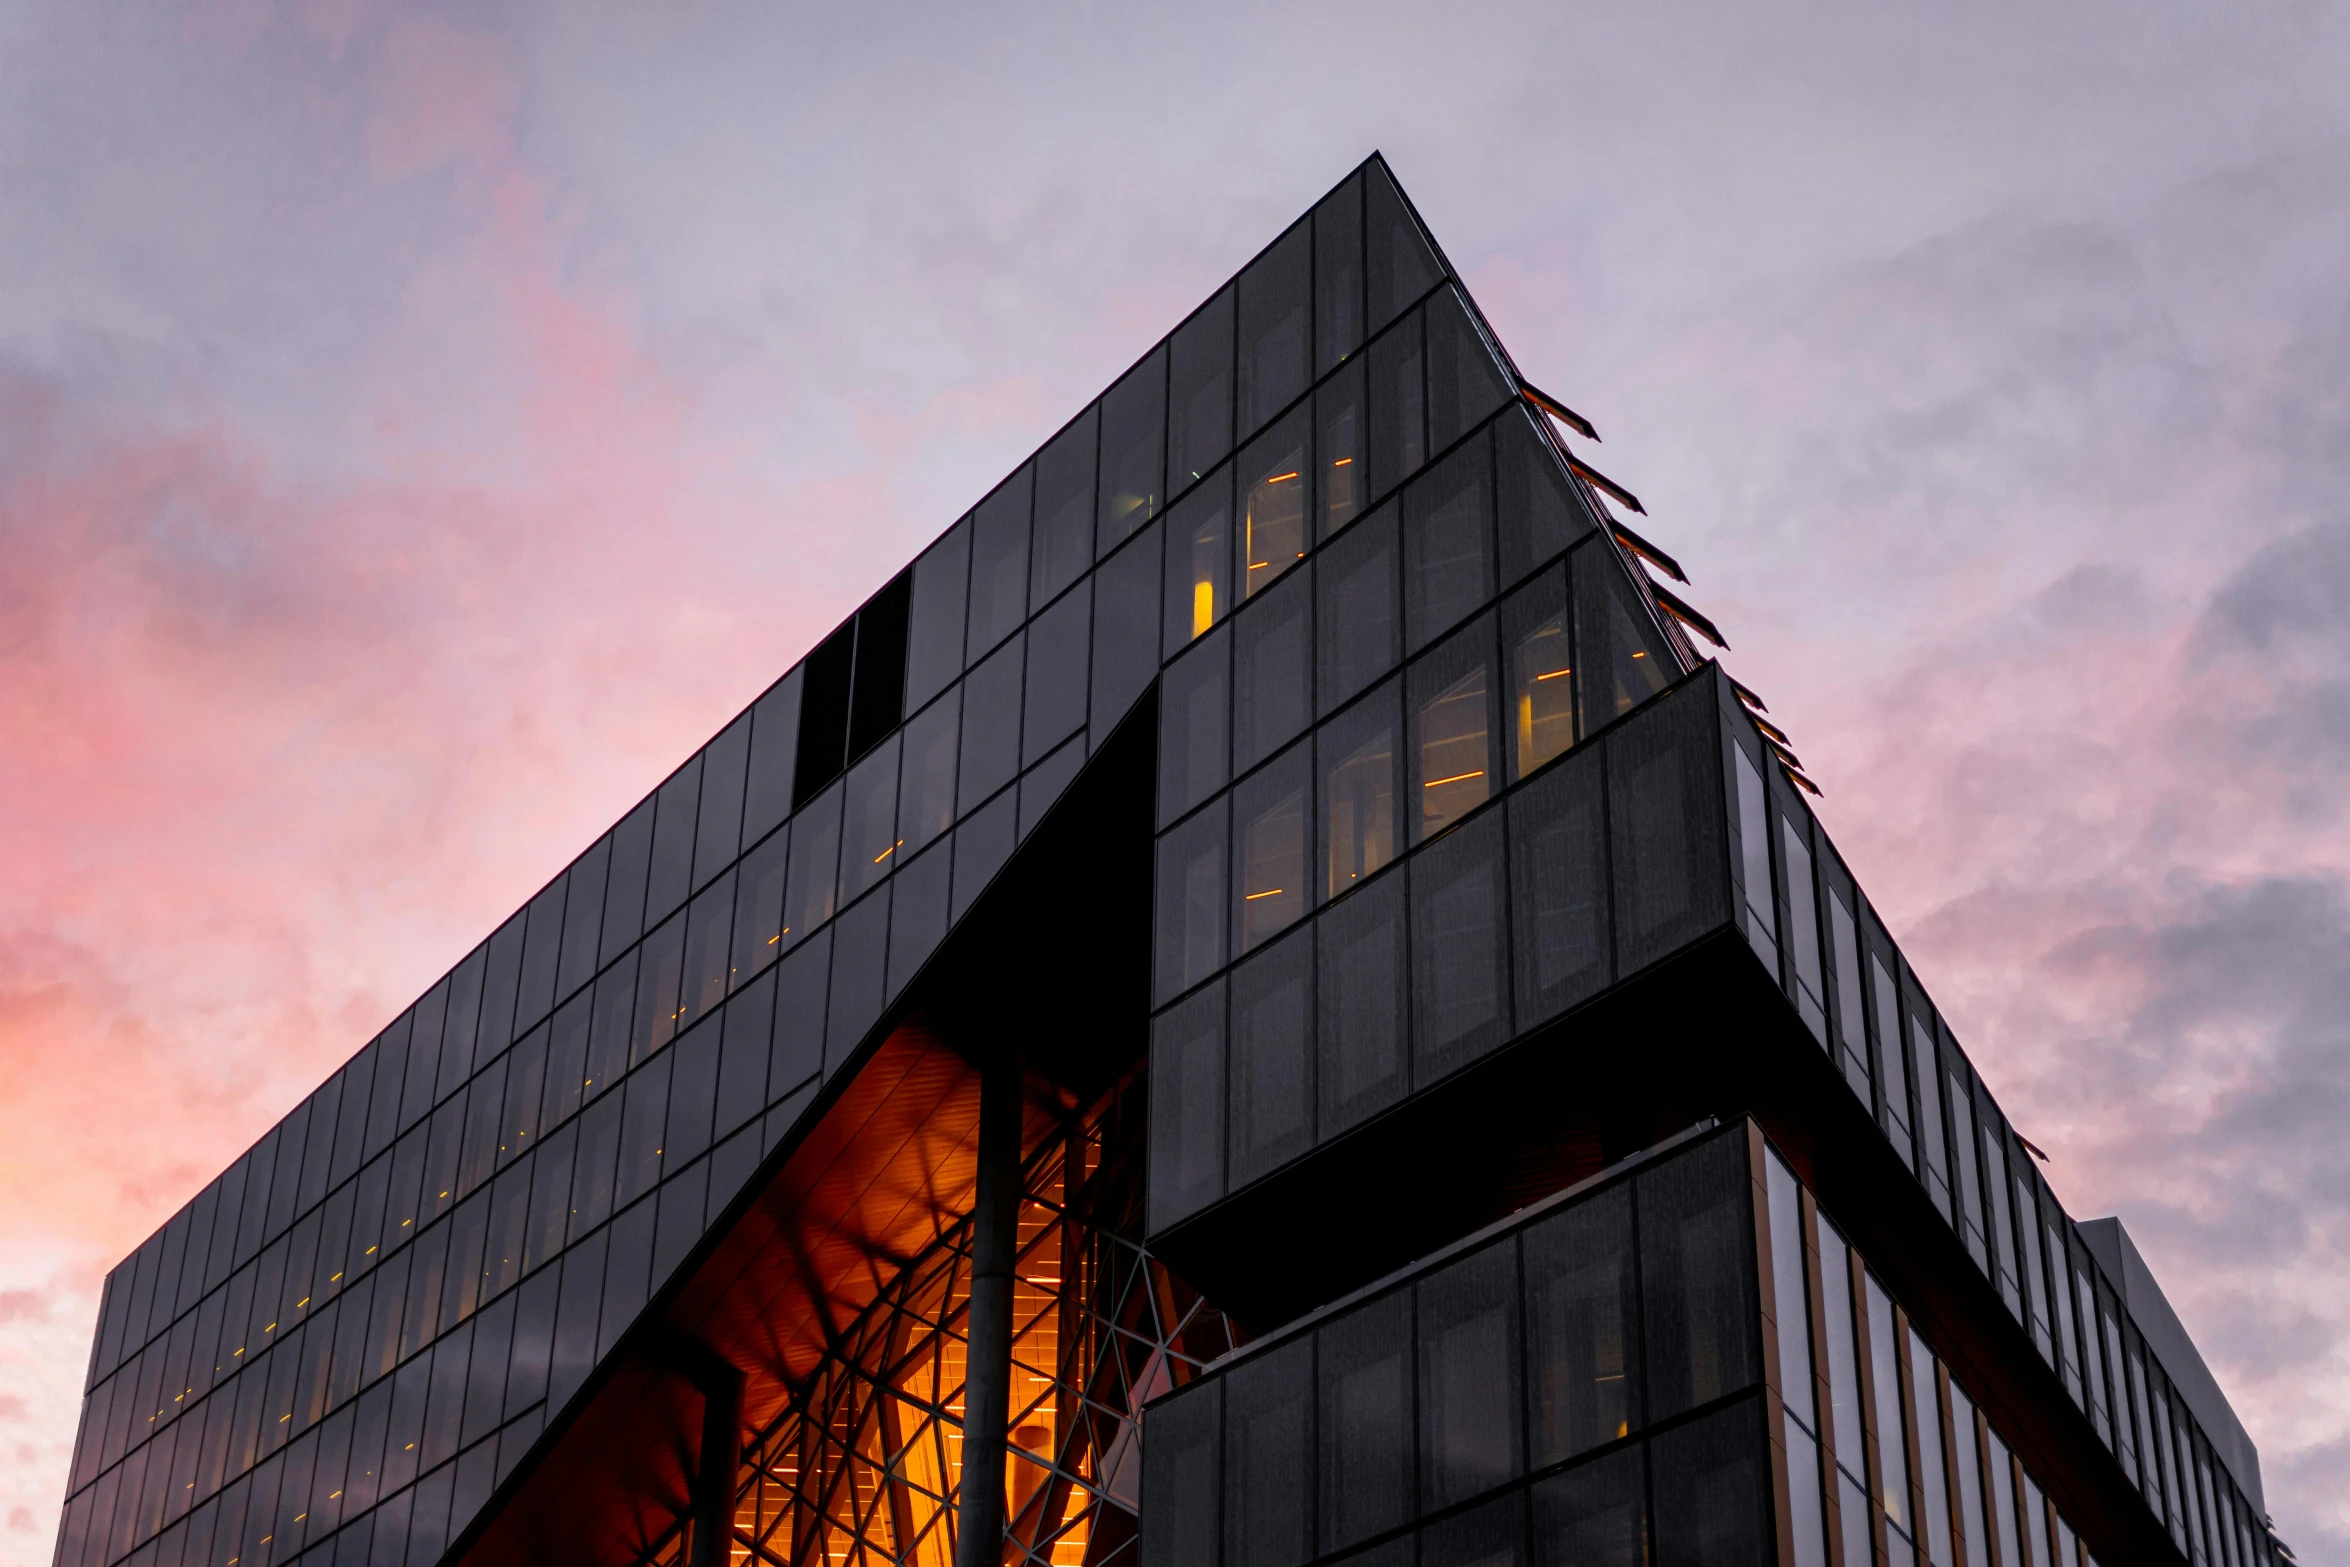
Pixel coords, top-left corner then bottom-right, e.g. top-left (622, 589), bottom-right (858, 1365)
top-left (56, 155), bottom-right (2285, 1567)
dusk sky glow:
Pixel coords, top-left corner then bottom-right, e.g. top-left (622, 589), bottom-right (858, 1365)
top-left (5, 4), bottom-right (2349, 1561)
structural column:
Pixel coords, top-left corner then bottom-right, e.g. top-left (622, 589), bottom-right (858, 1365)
top-left (954, 1051), bottom-right (1024, 1567)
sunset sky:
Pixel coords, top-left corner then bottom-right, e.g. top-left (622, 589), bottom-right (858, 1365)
top-left (5, 3), bottom-right (2349, 1561)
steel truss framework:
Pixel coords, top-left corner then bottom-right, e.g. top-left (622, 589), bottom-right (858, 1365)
top-left (641, 1078), bottom-right (1237, 1567)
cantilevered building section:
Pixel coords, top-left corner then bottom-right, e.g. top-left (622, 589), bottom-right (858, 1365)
top-left (56, 156), bottom-right (2289, 1567)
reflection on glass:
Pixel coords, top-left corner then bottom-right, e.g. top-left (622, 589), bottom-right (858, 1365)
top-left (1317, 360), bottom-right (1365, 539)
top-left (1509, 605), bottom-right (1573, 780)
top-left (1243, 432), bottom-right (1309, 600)
top-left (1321, 686), bottom-right (1397, 900)
top-left (1412, 628), bottom-right (1493, 843)
top-left (1234, 746), bottom-right (1308, 953)
top-left (1606, 589), bottom-right (1671, 720)
top-left (1164, 468), bottom-right (1232, 653)
top-left (897, 689), bottom-right (959, 857)
top-left (1316, 500), bottom-right (1397, 714)
top-left (838, 735), bottom-right (901, 906)
top-left (1099, 347), bottom-right (1166, 554)
top-left (783, 783), bottom-right (842, 949)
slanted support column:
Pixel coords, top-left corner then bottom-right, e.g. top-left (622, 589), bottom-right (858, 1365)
top-left (954, 1052), bottom-right (1024, 1567)
top-left (653, 1333), bottom-right (746, 1567)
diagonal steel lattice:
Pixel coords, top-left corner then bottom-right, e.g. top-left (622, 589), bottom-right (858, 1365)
top-left (643, 1076), bottom-right (1238, 1567)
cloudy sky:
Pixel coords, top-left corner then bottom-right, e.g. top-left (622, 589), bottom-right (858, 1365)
top-left (4, 1), bottom-right (2347, 1560)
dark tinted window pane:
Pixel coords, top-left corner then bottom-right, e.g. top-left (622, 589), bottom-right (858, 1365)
top-left (1034, 409), bottom-right (1098, 605)
top-left (783, 781), bottom-right (843, 944)
top-left (838, 735), bottom-right (900, 907)
top-left (1169, 287), bottom-right (1235, 493)
top-left (968, 468), bottom-right (1032, 660)
top-left (1318, 1288), bottom-right (1412, 1551)
top-left (1147, 981), bottom-right (1226, 1232)
top-left (1411, 809), bottom-right (1508, 1078)
top-left (1317, 870), bottom-right (1406, 1136)
top-left (731, 828), bottom-right (789, 990)
top-left (597, 1198), bottom-right (656, 1358)
top-left (1233, 740), bottom-right (1310, 954)
top-left (1228, 923), bottom-right (1312, 1187)
top-left (1531, 1444), bottom-right (1647, 1567)
top-left (1405, 428), bottom-right (1495, 654)
top-left (514, 882), bottom-right (565, 1039)
top-left (898, 688), bottom-right (960, 858)
top-left (1606, 679), bottom-right (1727, 975)
top-left (1524, 1184), bottom-right (1640, 1464)
top-left (679, 870), bottom-right (734, 1030)
top-left (770, 928), bottom-right (830, 1098)
top-left (614, 1054), bottom-right (670, 1209)
top-left (1639, 1134), bottom-right (1759, 1420)
top-left (1317, 357), bottom-right (1366, 540)
top-left (1154, 800), bottom-right (1228, 1006)
top-left (958, 630), bottom-right (1025, 809)
top-left (1366, 160), bottom-right (1443, 331)
top-left (905, 525), bottom-right (970, 713)
top-left (1239, 407), bottom-right (1311, 602)
top-left (629, 911), bottom-right (686, 1069)
top-left (567, 1090), bottom-right (622, 1241)
top-left (1321, 679), bottom-right (1400, 905)
top-left (1163, 462), bottom-right (1234, 657)
top-left (646, 755), bottom-right (703, 929)
top-left (1503, 564), bottom-right (1575, 781)
top-left (481, 912), bottom-right (526, 1053)
top-left (1238, 219), bottom-right (1311, 437)
top-left (1099, 347), bottom-right (1166, 555)
top-left (694, 714), bottom-right (751, 889)
top-left (1410, 614), bottom-right (1498, 844)
top-left (1091, 521), bottom-right (1163, 733)
top-left (1496, 409), bottom-right (1592, 588)
top-left (1427, 288), bottom-right (1512, 453)
top-left (887, 837), bottom-right (953, 995)
top-left (714, 968), bottom-right (775, 1146)
top-left (1234, 567), bottom-right (1312, 775)
top-left (1224, 1337), bottom-right (1312, 1567)
top-left (1139, 1380), bottom-right (1218, 1567)
top-left (1419, 1241), bottom-right (1522, 1509)
top-left (1575, 546), bottom-right (1673, 728)
top-left (1317, 499), bottom-right (1399, 714)
top-left (1649, 1398), bottom-right (1768, 1567)
top-left (1509, 746), bottom-right (1611, 1026)
top-left (1368, 307), bottom-right (1426, 499)
top-left (1023, 581), bottom-right (1091, 766)
top-left (742, 669), bottom-right (802, 850)
top-left (1314, 170), bottom-right (1365, 374)
top-left (951, 790), bottom-right (1016, 922)
top-left (438, 945), bottom-right (489, 1104)
top-left (825, 884), bottom-right (890, 1071)
top-left (1158, 626), bottom-right (1229, 826)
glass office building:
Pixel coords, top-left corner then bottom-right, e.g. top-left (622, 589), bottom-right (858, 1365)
top-left (56, 155), bottom-right (2287, 1567)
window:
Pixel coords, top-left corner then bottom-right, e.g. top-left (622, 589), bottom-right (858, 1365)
top-left (1319, 680), bottom-right (1399, 902)
top-left (1368, 306), bottom-right (1426, 498)
top-left (1732, 738), bottom-right (1776, 964)
top-left (1227, 927), bottom-right (1313, 1188)
top-left (1236, 219), bottom-right (1311, 438)
top-left (1098, 348), bottom-right (1166, 553)
top-left (904, 527), bottom-right (970, 712)
top-left (1506, 745), bottom-right (1609, 1026)
top-left (1638, 1132), bottom-right (1758, 1421)
top-left (837, 735), bottom-right (901, 907)
top-left (1032, 406), bottom-right (1097, 605)
top-left (1233, 567), bottom-right (1313, 774)
top-left (1418, 1243), bottom-right (1521, 1509)
top-left (1865, 1276), bottom-right (1911, 1539)
top-left (1315, 498), bottom-right (1399, 714)
top-left (1425, 288), bottom-right (1512, 453)
top-left (1316, 359), bottom-right (1365, 539)
top-left (1780, 815), bottom-right (1827, 1042)
top-left (896, 689), bottom-right (959, 858)
top-left (1233, 740), bottom-right (1310, 953)
top-left (1154, 800), bottom-right (1228, 1006)
top-left (1240, 409), bottom-right (1311, 601)
top-left (967, 469), bottom-right (1031, 660)
top-left (1313, 171), bottom-right (1364, 374)
top-left (1317, 1289), bottom-right (1410, 1551)
top-left (1170, 287), bottom-right (1235, 493)
top-left (1403, 428), bottom-right (1494, 653)
top-left (1495, 407), bottom-right (1592, 588)
top-left (1525, 1183), bottom-right (1640, 1463)
top-left (1409, 811), bottom-right (1508, 1078)
top-left (1163, 463), bottom-right (1234, 656)
top-left (1222, 1338), bottom-right (1311, 1567)
top-left (1316, 869), bottom-right (1406, 1138)
top-left (1910, 1331), bottom-right (1955, 1567)
top-left (1502, 564), bottom-right (1575, 782)
top-left (1158, 627), bottom-right (1230, 827)
top-left (958, 630), bottom-right (1025, 810)
top-left (1147, 983), bottom-right (1226, 1232)
top-left (1409, 615), bottom-right (1497, 844)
